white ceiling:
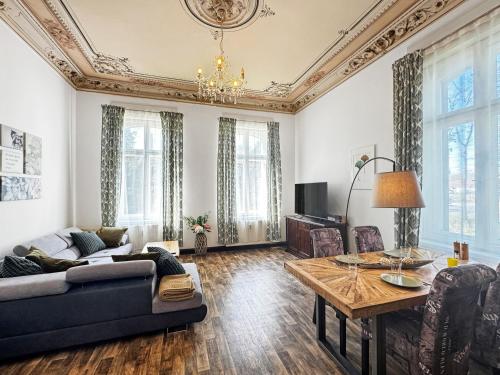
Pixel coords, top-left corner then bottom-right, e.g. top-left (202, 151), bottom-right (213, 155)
top-left (63, 0), bottom-right (380, 91)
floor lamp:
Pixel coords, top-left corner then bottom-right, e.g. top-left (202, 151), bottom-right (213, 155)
top-left (345, 157), bottom-right (425, 226)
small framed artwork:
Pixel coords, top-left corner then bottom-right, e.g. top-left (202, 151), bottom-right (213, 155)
top-left (24, 133), bottom-right (42, 175)
top-left (0, 148), bottom-right (24, 174)
top-left (0, 124), bottom-right (24, 150)
top-left (0, 176), bottom-right (41, 201)
top-left (350, 145), bottom-right (375, 190)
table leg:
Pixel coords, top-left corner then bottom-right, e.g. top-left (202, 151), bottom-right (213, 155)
top-left (315, 295), bottom-right (359, 375)
top-left (370, 314), bottom-right (386, 375)
top-left (361, 318), bottom-right (370, 375)
top-left (315, 294), bottom-right (325, 341)
top-left (336, 310), bottom-right (347, 356)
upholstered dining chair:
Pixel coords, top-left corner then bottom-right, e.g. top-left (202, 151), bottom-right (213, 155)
top-left (352, 226), bottom-right (384, 253)
top-left (310, 228), bottom-right (345, 337)
top-left (385, 264), bottom-right (497, 375)
top-left (310, 228), bottom-right (345, 259)
top-left (471, 264), bottom-right (500, 375)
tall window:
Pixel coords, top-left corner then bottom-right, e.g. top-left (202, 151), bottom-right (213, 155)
top-left (235, 121), bottom-right (268, 222)
top-left (118, 110), bottom-right (162, 226)
top-left (421, 10), bottom-right (500, 258)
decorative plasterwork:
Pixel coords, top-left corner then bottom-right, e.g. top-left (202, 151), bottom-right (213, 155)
top-left (343, 0), bottom-right (448, 76)
top-left (0, 0), bottom-right (464, 113)
top-left (91, 53), bottom-right (134, 76)
top-left (259, 4), bottom-right (275, 18)
top-left (264, 81), bottom-right (292, 98)
top-left (181, 0), bottom-right (264, 31)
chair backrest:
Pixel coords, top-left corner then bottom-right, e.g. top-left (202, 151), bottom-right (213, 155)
top-left (418, 264), bottom-right (497, 375)
top-left (352, 226), bottom-right (384, 253)
top-left (310, 228), bottom-right (344, 258)
top-left (472, 263), bottom-right (500, 368)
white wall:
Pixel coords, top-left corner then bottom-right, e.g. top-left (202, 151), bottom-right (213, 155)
top-left (75, 92), bottom-right (295, 248)
top-left (294, 0), bottom-right (497, 250)
top-left (0, 22), bottom-right (75, 257)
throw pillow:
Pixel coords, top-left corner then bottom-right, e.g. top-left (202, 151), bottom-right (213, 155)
top-left (96, 227), bottom-right (128, 248)
top-left (147, 247), bottom-right (185, 276)
top-left (26, 247), bottom-right (89, 273)
top-left (112, 252), bottom-right (160, 262)
top-left (70, 232), bottom-right (107, 256)
top-left (0, 256), bottom-right (43, 278)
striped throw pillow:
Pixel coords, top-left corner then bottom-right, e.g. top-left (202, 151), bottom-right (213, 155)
top-left (70, 232), bottom-right (107, 256)
top-left (0, 256), bottom-right (43, 278)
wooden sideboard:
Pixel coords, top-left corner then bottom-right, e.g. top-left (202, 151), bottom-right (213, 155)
top-left (286, 215), bottom-right (348, 259)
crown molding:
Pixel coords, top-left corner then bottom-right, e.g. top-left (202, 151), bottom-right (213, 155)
top-left (0, 0), bottom-right (463, 114)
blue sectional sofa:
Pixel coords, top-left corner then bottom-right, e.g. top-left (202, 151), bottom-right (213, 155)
top-left (0, 228), bottom-right (207, 361)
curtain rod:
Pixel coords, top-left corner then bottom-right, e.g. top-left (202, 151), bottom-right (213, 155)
top-left (111, 101), bottom-right (177, 114)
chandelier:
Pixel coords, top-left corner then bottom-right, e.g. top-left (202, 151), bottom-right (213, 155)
top-left (196, 26), bottom-right (246, 104)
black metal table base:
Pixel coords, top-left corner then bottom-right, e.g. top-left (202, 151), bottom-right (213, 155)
top-left (315, 294), bottom-right (386, 375)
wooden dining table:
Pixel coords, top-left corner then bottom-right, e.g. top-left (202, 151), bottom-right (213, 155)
top-left (284, 251), bottom-right (467, 375)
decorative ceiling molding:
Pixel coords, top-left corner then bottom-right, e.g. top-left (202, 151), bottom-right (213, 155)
top-left (0, 0), bottom-right (464, 113)
top-left (264, 81), bottom-right (292, 98)
top-left (180, 0), bottom-right (264, 31)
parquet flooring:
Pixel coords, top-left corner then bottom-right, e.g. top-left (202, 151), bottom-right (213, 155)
top-left (0, 248), bottom-right (489, 374)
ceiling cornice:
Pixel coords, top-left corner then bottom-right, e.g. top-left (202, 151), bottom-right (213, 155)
top-left (0, 0), bottom-right (463, 114)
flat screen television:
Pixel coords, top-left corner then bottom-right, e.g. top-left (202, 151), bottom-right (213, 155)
top-left (295, 182), bottom-right (328, 218)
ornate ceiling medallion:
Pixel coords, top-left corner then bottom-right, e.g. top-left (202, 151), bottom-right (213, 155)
top-left (181, 0), bottom-right (265, 31)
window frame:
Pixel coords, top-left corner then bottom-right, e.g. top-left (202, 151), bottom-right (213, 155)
top-left (235, 120), bottom-right (269, 222)
top-left (118, 112), bottom-right (162, 226)
top-left (421, 42), bottom-right (500, 257)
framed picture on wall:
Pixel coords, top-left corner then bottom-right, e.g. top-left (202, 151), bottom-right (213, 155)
top-left (24, 133), bottom-right (42, 175)
top-left (0, 176), bottom-right (41, 201)
top-left (0, 124), bottom-right (24, 150)
top-left (0, 148), bottom-right (23, 174)
top-left (350, 144), bottom-right (375, 190)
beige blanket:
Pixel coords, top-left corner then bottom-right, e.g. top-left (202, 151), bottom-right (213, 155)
top-left (159, 274), bottom-right (195, 302)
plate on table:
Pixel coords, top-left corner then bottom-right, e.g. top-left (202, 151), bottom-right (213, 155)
top-left (334, 254), bottom-right (369, 265)
top-left (383, 248), bottom-right (440, 260)
top-left (380, 273), bottom-right (423, 288)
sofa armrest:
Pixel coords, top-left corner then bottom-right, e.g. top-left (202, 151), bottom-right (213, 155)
top-left (0, 272), bottom-right (70, 301)
top-left (66, 260), bottom-right (156, 284)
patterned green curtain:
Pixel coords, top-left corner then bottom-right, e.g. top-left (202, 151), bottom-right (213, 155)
top-left (160, 111), bottom-right (183, 245)
top-left (393, 50), bottom-right (423, 248)
top-left (217, 117), bottom-right (239, 244)
top-left (266, 121), bottom-right (282, 241)
top-left (101, 105), bottom-right (125, 227)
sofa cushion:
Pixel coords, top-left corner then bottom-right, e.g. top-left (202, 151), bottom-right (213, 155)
top-left (52, 246), bottom-right (81, 261)
top-left (0, 256), bottom-right (43, 278)
top-left (152, 263), bottom-right (203, 314)
top-left (66, 260), bottom-right (156, 284)
top-left (81, 243), bottom-right (133, 259)
top-left (96, 227), bottom-right (128, 248)
top-left (148, 246), bottom-right (185, 276)
top-left (70, 232), bottom-right (106, 256)
top-left (25, 248), bottom-right (88, 273)
top-left (55, 227), bottom-right (82, 247)
top-left (0, 272), bottom-right (70, 301)
top-left (13, 233), bottom-right (69, 257)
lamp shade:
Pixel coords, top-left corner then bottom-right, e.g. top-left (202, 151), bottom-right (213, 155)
top-left (372, 170), bottom-right (425, 208)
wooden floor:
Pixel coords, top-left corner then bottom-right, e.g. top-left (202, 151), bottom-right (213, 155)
top-left (0, 248), bottom-right (490, 375)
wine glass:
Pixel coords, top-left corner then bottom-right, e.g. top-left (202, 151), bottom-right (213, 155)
top-left (398, 247), bottom-right (412, 276)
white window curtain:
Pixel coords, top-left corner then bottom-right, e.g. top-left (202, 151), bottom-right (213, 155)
top-left (117, 110), bottom-right (163, 250)
top-left (235, 120), bottom-right (268, 243)
top-left (421, 9), bottom-right (500, 260)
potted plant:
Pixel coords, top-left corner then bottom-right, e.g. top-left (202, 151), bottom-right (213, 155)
top-left (184, 213), bottom-right (211, 255)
